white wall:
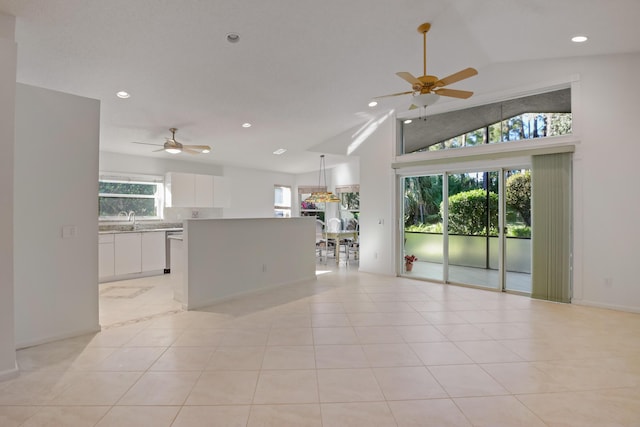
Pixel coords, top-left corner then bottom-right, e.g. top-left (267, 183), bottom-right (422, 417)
top-left (100, 151), bottom-right (225, 221)
top-left (332, 159), bottom-right (360, 188)
top-left (182, 218), bottom-right (316, 309)
top-left (14, 84), bottom-right (101, 347)
top-left (100, 151), bottom-right (224, 176)
top-left (0, 12), bottom-right (17, 379)
top-left (100, 153), bottom-right (299, 220)
top-left (223, 166), bottom-right (295, 218)
top-left (357, 52), bottom-right (640, 312)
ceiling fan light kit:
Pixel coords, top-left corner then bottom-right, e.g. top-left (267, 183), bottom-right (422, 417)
top-left (375, 22), bottom-right (478, 110)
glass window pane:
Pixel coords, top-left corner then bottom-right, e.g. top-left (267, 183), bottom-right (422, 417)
top-left (99, 182), bottom-right (157, 195)
top-left (99, 197), bottom-right (157, 217)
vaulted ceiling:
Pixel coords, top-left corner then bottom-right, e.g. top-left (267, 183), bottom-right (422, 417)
top-left (1, 0), bottom-right (639, 173)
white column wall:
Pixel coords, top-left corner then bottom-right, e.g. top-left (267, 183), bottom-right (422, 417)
top-left (0, 12), bottom-right (17, 380)
top-left (355, 115), bottom-right (396, 276)
top-left (14, 84), bottom-right (101, 347)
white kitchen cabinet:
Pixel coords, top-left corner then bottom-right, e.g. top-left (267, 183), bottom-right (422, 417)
top-left (194, 174), bottom-right (214, 207)
top-left (165, 172), bottom-right (229, 208)
top-left (141, 231), bottom-right (166, 272)
top-left (98, 234), bottom-right (114, 279)
top-left (114, 232), bottom-right (142, 275)
top-left (165, 172), bottom-right (195, 207)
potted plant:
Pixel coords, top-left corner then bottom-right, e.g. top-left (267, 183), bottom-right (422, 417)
top-left (404, 254), bottom-right (417, 272)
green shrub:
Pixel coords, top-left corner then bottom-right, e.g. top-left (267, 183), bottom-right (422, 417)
top-left (507, 225), bottom-right (531, 237)
top-left (505, 171), bottom-right (531, 226)
top-left (444, 189), bottom-right (498, 235)
top-left (405, 223), bottom-right (443, 233)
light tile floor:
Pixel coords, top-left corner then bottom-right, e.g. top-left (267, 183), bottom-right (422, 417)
top-left (2, 263), bottom-right (640, 426)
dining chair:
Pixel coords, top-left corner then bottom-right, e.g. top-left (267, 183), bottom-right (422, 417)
top-left (315, 219), bottom-right (326, 261)
top-left (326, 218), bottom-right (349, 263)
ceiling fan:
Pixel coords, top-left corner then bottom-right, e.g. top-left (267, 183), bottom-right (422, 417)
top-left (375, 22), bottom-right (478, 109)
top-left (132, 128), bottom-right (211, 154)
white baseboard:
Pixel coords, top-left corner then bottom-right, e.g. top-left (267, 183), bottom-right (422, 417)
top-left (185, 275), bottom-right (317, 311)
top-left (572, 298), bottom-right (640, 314)
top-left (0, 361), bottom-right (19, 382)
top-left (16, 324), bottom-right (101, 350)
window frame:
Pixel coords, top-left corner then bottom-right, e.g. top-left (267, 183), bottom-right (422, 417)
top-left (274, 184), bottom-right (292, 218)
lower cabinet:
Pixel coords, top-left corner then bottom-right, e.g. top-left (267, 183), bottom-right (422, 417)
top-left (98, 234), bottom-right (115, 279)
top-left (100, 231), bottom-right (168, 282)
top-left (142, 231), bottom-right (167, 272)
top-left (114, 233), bottom-right (142, 276)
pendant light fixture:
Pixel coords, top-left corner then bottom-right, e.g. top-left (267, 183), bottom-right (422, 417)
top-left (305, 155), bottom-right (341, 203)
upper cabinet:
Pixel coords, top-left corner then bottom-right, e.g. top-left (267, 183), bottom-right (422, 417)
top-left (165, 172), bottom-right (230, 208)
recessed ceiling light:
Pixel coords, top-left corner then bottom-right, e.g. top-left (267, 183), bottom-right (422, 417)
top-left (226, 32), bottom-right (240, 43)
top-left (403, 119), bottom-right (412, 124)
top-left (116, 91), bottom-right (130, 99)
top-left (273, 148), bottom-right (287, 155)
top-left (368, 101), bottom-right (378, 107)
top-left (571, 35), bottom-right (588, 43)
top-left (242, 122), bottom-right (252, 128)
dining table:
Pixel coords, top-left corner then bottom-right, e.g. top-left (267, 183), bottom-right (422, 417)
top-left (324, 229), bottom-right (358, 264)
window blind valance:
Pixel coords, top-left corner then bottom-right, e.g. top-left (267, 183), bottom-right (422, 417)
top-left (298, 186), bottom-right (327, 194)
top-left (99, 172), bottom-right (164, 184)
top-left (335, 184), bottom-right (360, 194)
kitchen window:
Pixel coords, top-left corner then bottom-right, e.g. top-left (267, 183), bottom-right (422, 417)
top-left (99, 173), bottom-right (164, 220)
top-left (274, 185), bottom-right (292, 217)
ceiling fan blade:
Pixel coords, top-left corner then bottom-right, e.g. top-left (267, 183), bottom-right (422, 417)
top-left (434, 88), bottom-right (474, 99)
top-left (374, 90), bottom-right (414, 99)
top-left (132, 141), bottom-right (163, 147)
top-left (152, 148), bottom-right (165, 152)
top-left (181, 147), bottom-right (201, 155)
top-left (434, 67), bottom-right (478, 87)
top-left (396, 72), bottom-right (422, 86)
top-left (184, 145), bottom-right (211, 150)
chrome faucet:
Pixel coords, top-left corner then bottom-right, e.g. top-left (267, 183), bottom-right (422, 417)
top-left (127, 211), bottom-right (136, 227)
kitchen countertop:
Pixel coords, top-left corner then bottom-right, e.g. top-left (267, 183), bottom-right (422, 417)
top-left (99, 222), bottom-right (183, 234)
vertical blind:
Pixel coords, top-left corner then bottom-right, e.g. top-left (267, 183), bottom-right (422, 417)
top-left (531, 152), bottom-right (572, 302)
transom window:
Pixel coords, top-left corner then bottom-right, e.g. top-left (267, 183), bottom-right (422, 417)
top-left (401, 88), bottom-right (572, 154)
top-left (99, 174), bottom-right (164, 220)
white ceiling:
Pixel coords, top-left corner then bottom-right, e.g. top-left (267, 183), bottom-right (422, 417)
top-left (2, 0), bottom-right (639, 174)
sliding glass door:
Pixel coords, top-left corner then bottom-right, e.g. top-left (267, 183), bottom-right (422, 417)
top-left (402, 167), bottom-right (532, 293)
top-left (403, 175), bottom-right (444, 282)
top-left (504, 169), bottom-right (532, 292)
top-left (447, 171), bottom-right (499, 289)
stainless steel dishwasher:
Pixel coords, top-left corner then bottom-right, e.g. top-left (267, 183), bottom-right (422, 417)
top-left (165, 230), bottom-right (183, 273)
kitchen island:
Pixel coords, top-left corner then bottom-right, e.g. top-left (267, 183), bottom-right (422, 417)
top-left (178, 217), bottom-right (316, 310)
